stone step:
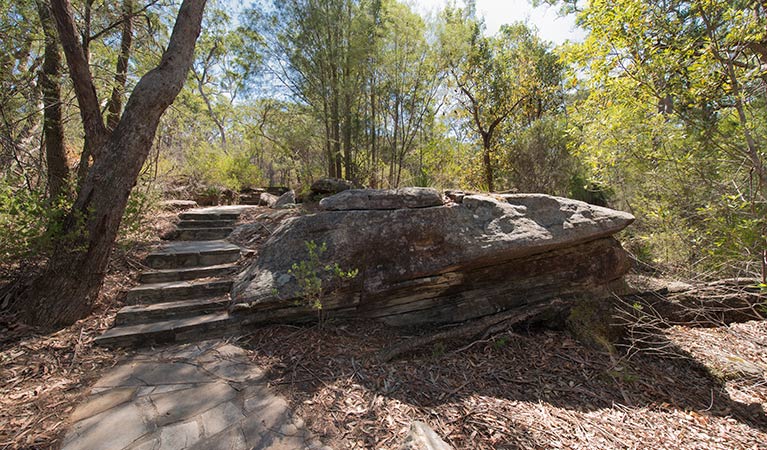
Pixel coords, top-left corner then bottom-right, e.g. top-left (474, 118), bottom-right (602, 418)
top-left (179, 211), bottom-right (240, 221)
top-left (115, 296), bottom-right (231, 325)
top-left (126, 279), bottom-right (233, 304)
top-left (139, 263), bottom-right (239, 284)
top-left (171, 227), bottom-right (234, 241)
top-left (145, 240), bottom-right (242, 269)
top-left (95, 312), bottom-right (238, 347)
top-left (177, 219), bottom-right (236, 228)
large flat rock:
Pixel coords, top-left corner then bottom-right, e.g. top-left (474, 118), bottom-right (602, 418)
top-left (319, 187), bottom-right (444, 211)
top-left (231, 192), bottom-right (634, 326)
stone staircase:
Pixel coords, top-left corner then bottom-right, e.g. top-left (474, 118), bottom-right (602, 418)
top-left (95, 206), bottom-right (257, 347)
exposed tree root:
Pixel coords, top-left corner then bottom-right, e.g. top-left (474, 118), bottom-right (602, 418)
top-left (378, 279), bottom-right (767, 363)
top-left (377, 298), bottom-right (568, 362)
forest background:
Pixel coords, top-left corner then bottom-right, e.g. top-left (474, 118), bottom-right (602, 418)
top-left (2, 0), bottom-right (766, 286)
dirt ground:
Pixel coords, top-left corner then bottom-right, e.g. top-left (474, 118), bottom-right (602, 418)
top-left (0, 269), bottom-right (130, 449)
top-left (239, 318), bottom-right (767, 449)
top-left (0, 211), bottom-right (177, 450)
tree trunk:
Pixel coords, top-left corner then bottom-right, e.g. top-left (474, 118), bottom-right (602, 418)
top-left (36, 0), bottom-right (69, 201)
top-left (369, 75), bottom-right (377, 188)
top-left (50, 0), bottom-right (107, 188)
top-left (332, 96), bottom-right (342, 178)
top-left (22, 0), bottom-right (206, 328)
top-left (343, 91), bottom-right (353, 182)
top-left (482, 132), bottom-right (494, 192)
top-left (322, 97), bottom-right (335, 178)
top-left (105, 0), bottom-right (134, 131)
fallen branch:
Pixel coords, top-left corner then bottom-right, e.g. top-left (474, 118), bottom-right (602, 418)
top-left (620, 279), bottom-right (766, 328)
top-left (613, 278), bottom-right (767, 357)
top-left (377, 298), bottom-right (568, 362)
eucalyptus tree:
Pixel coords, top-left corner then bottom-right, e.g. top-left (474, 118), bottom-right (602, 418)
top-left (495, 24), bottom-right (567, 194)
top-left (0, 1), bottom-right (44, 191)
top-left (441, 4), bottom-right (557, 192)
top-left (251, 0), bottom-right (378, 180)
top-left (376, 0), bottom-right (445, 187)
top-left (190, 2), bottom-right (254, 147)
top-left (562, 0), bottom-right (767, 274)
top-left (34, 1), bottom-right (69, 201)
top-left (20, 0), bottom-right (206, 327)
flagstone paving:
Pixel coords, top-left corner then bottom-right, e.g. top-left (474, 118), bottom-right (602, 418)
top-left (61, 340), bottom-right (328, 450)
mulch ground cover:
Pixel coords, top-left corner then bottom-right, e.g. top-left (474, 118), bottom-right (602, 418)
top-left (240, 318), bottom-right (767, 449)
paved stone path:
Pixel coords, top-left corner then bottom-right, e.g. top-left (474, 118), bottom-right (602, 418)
top-left (65, 206), bottom-right (332, 449)
top-left (62, 340), bottom-right (327, 450)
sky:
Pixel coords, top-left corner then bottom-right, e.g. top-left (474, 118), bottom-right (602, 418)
top-left (412, 0), bottom-right (585, 45)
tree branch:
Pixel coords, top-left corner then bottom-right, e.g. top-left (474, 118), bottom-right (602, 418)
top-left (50, 0), bottom-right (107, 158)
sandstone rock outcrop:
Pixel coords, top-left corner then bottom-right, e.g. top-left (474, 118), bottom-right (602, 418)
top-left (310, 177), bottom-right (356, 197)
top-left (273, 190), bottom-right (296, 209)
top-left (231, 189), bottom-right (634, 326)
top-left (319, 187), bottom-right (443, 211)
top-left (240, 187), bottom-right (290, 205)
top-left (257, 192), bottom-right (279, 207)
top-left (159, 199), bottom-right (198, 211)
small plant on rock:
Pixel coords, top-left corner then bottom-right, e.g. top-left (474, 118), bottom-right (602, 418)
top-left (288, 240), bottom-right (358, 326)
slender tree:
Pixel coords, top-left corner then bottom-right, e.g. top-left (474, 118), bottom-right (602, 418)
top-left (35, 0), bottom-right (69, 201)
top-left (441, 8), bottom-right (552, 192)
top-left (105, 0), bottom-right (134, 132)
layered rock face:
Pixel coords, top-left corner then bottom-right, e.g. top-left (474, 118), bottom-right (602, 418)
top-left (231, 189), bottom-right (634, 326)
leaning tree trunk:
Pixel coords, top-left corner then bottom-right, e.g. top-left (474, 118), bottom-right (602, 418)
top-left (22, 0), bottom-right (206, 328)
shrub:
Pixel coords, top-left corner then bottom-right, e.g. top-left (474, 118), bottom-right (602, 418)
top-left (184, 144), bottom-right (262, 192)
top-left (288, 240), bottom-right (358, 326)
top-left (0, 182), bottom-right (69, 265)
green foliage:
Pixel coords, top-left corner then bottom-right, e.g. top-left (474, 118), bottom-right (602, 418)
top-left (0, 182), bottom-right (79, 264)
top-left (493, 335), bottom-right (510, 350)
top-left (439, 7), bottom-right (566, 191)
top-left (566, 297), bottom-right (623, 354)
top-left (288, 240), bottom-right (358, 326)
top-left (431, 341), bottom-right (446, 358)
top-left (560, 0), bottom-right (767, 276)
top-left (183, 144), bottom-right (262, 192)
top-left (2, 0), bottom-right (765, 284)
top-left (499, 116), bottom-right (575, 195)
top-left (117, 182), bottom-right (164, 245)
top-left (568, 174), bottom-right (612, 207)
